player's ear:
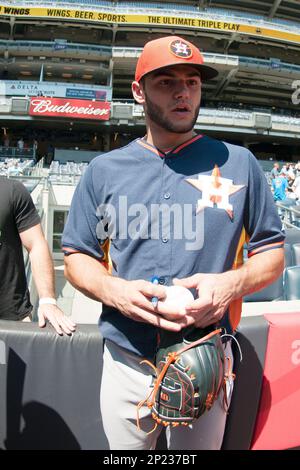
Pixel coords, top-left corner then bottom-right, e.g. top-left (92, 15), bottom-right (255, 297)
top-left (132, 80), bottom-right (145, 104)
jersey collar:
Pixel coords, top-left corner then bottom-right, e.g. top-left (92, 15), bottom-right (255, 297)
top-left (136, 134), bottom-right (203, 158)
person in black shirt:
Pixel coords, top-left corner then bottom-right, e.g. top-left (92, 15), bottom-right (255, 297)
top-left (0, 177), bottom-right (76, 335)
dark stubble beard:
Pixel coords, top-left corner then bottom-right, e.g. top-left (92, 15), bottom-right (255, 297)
top-left (144, 92), bottom-right (201, 134)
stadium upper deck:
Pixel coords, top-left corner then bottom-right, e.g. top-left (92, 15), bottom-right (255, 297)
top-left (0, 0), bottom-right (300, 159)
top-left (3, 0), bottom-right (300, 21)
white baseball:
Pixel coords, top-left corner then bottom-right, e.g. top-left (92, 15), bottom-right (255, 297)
top-left (162, 285), bottom-right (194, 311)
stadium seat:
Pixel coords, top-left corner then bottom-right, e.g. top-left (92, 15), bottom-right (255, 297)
top-left (243, 275), bottom-right (283, 302)
top-left (292, 243), bottom-right (300, 265)
top-left (243, 243), bottom-right (293, 302)
top-left (284, 243), bottom-right (294, 267)
top-left (283, 266), bottom-right (300, 300)
top-left (284, 228), bottom-right (300, 245)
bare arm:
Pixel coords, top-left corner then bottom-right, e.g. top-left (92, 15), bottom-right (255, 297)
top-left (174, 248), bottom-right (284, 328)
top-left (64, 252), bottom-right (186, 332)
top-left (21, 224), bottom-right (55, 298)
top-left (20, 224), bottom-right (76, 335)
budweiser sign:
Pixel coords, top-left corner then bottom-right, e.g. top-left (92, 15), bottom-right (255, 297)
top-left (29, 97), bottom-right (110, 120)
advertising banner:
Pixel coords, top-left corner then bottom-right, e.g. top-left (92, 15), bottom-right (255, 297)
top-left (29, 97), bottom-right (111, 120)
top-left (2, 81), bottom-right (112, 100)
top-left (66, 88), bottom-right (107, 101)
top-left (0, 5), bottom-right (300, 45)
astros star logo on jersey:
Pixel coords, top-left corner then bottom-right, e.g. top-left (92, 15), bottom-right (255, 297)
top-left (185, 165), bottom-right (245, 219)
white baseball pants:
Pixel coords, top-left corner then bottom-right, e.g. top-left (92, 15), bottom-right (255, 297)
top-left (100, 339), bottom-right (233, 450)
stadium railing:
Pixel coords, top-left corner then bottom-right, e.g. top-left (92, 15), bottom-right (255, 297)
top-left (276, 201), bottom-right (300, 228)
top-left (0, 147), bottom-right (36, 159)
top-left (4, 40), bottom-right (299, 76)
top-left (0, 39), bottom-right (112, 56)
top-left (239, 56), bottom-right (300, 73)
top-left (111, 102), bottom-right (300, 135)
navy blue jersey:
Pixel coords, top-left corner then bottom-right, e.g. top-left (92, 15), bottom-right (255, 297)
top-left (62, 135), bottom-right (284, 358)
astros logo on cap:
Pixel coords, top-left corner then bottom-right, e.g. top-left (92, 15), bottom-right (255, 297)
top-left (169, 39), bottom-right (193, 59)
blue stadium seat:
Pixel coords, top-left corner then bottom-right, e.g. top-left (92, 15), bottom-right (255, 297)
top-left (283, 266), bottom-right (300, 300)
top-left (292, 243), bottom-right (300, 266)
top-left (243, 275), bottom-right (284, 302)
top-left (285, 228), bottom-right (300, 245)
top-left (284, 243), bottom-right (294, 267)
top-left (243, 243), bottom-right (293, 302)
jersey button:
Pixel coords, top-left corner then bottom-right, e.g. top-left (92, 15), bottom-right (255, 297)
top-left (162, 237), bottom-right (169, 243)
top-left (164, 192), bottom-right (170, 199)
top-left (158, 276), bottom-right (166, 285)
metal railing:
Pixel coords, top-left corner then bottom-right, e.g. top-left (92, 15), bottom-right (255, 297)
top-left (0, 39), bottom-right (112, 56)
top-left (276, 201), bottom-right (300, 230)
top-left (0, 146), bottom-right (36, 159)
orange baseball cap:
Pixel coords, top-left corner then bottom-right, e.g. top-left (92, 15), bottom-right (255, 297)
top-left (135, 36), bottom-right (218, 82)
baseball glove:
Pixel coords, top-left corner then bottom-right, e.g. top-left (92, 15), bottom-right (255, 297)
top-left (137, 326), bottom-right (226, 431)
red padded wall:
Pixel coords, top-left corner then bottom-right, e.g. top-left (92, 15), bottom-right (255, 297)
top-left (251, 313), bottom-right (300, 450)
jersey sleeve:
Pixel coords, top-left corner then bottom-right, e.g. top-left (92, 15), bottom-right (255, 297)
top-left (244, 152), bottom-right (285, 258)
top-left (12, 181), bottom-right (40, 233)
top-left (62, 162), bottom-right (106, 261)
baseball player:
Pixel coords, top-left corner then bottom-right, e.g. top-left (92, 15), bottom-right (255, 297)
top-left (62, 36), bottom-right (284, 450)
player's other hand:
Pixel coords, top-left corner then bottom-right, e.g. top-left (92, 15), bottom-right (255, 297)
top-left (173, 273), bottom-right (236, 328)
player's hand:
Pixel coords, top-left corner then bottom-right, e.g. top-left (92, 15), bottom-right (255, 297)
top-left (173, 272), bottom-right (236, 328)
top-left (38, 304), bottom-right (77, 335)
top-left (106, 277), bottom-right (186, 332)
